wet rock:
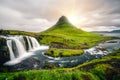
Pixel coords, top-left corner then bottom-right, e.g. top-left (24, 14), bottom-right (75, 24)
top-left (0, 37), bottom-right (10, 67)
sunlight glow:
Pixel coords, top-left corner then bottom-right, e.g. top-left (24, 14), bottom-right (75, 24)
top-left (67, 15), bottom-right (87, 25)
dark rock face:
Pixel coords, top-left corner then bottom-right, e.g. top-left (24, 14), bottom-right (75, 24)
top-left (0, 37), bottom-right (10, 67)
top-left (56, 16), bottom-right (70, 25)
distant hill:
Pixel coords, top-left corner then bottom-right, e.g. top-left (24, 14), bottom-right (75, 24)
top-left (92, 30), bottom-right (120, 33)
top-left (110, 30), bottom-right (120, 33)
top-left (38, 16), bottom-right (108, 49)
top-left (92, 31), bottom-right (109, 33)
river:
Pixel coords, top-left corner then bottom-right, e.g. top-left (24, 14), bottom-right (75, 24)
top-left (1, 33), bottom-right (120, 70)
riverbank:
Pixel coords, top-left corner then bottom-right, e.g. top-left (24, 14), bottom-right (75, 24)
top-left (1, 49), bottom-right (120, 80)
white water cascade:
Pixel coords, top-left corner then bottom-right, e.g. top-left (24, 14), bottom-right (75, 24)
top-left (7, 40), bottom-right (15, 60)
top-left (29, 37), bottom-right (40, 48)
top-left (26, 36), bottom-right (32, 50)
top-left (2, 35), bottom-right (49, 65)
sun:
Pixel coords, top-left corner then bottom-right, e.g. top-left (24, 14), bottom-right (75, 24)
top-left (67, 15), bottom-right (79, 24)
top-left (67, 15), bottom-right (87, 25)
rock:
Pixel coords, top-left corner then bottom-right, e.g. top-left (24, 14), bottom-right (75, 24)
top-left (0, 37), bottom-right (10, 68)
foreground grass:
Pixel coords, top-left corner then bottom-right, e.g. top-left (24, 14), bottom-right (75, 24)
top-left (0, 69), bottom-right (99, 80)
top-left (45, 48), bottom-right (84, 57)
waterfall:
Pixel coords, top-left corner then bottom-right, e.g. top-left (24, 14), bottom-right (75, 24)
top-left (7, 40), bottom-right (15, 60)
top-left (26, 36), bottom-right (32, 50)
top-left (29, 37), bottom-right (40, 48)
top-left (1, 35), bottom-right (49, 65)
top-left (6, 36), bottom-right (42, 60)
top-left (19, 36), bottom-right (26, 49)
top-left (12, 38), bottom-right (26, 57)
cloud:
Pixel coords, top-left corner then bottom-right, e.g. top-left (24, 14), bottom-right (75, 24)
top-left (0, 0), bottom-right (120, 32)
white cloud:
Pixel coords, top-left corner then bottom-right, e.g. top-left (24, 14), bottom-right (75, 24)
top-left (0, 0), bottom-right (120, 32)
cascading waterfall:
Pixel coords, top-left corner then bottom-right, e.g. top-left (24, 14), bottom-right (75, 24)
top-left (2, 35), bottom-right (49, 65)
top-left (7, 36), bottom-right (41, 59)
top-left (19, 36), bottom-right (26, 49)
top-left (26, 36), bottom-right (32, 50)
top-left (29, 37), bottom-right (40, 48)
top-left (7, 40), bottom-right (15, 60)
top-left (12, 38), bottom-right (27, 57)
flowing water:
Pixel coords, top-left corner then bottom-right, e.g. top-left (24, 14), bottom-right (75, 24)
top-left (0, 35), bottom-right (49, 66)
top-left (0, 33), bottom-right (120, 70)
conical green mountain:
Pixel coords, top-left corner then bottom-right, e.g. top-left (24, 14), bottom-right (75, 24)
top-left (39, 16), bottom-right (108, 49)
top-left (43, 16), bottom-right (85, 33)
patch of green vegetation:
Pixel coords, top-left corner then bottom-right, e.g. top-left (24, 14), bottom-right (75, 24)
top-left (0, 70), bottom-right (99, 80)
top-left (0, 29), bottom-right (37, 37)
top-left (45, 48), bottom-right (84, 57)
top-left (109, 49), bottom-right (120, 56)
top-left (75, 49), bottom-right (120, 80)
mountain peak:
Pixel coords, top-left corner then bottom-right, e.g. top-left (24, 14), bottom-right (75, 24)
top-left (56, 16), bottom-right (70, 25)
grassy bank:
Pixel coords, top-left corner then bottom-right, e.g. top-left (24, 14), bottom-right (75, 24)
top-left (45, 48), bottom-right (84, 57)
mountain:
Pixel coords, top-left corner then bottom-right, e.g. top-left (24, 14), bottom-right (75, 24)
top-left (38, 16), bottom-right (109, 49)
top-left (110, 30), bottom-right (120, 33)
top-left (56, 16), bottom-right (70, 25)
top-left (44, 16), bottom-right (85, 33)
top-left (92, 31), bottom-right (109, 33)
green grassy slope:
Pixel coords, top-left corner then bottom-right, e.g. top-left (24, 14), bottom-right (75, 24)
top-left (39, 18), bottom-right (107, 49)
top-left (75, 49), bottom-right (120, 80)
top-left (38, 16), bottom-right (112, 57)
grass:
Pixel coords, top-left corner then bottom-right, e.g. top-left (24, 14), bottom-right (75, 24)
top-left (0, 69), bottom-right (99, 80)
top-left (75, 49), bottom-right (120, 80)
top-left (1, 48), bottom-right (120, 80)
top-left (39, 23), bottom-right (110, 49)
top-left (0, 29), bottom-right (37, 37)
top-left (45, 48), bottom-right (84, 57)
top-left (37, 21), bottom-right (113, 57)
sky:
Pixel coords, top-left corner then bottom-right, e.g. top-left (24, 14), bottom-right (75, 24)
top-left (0, 0), bottom-right (120, 32)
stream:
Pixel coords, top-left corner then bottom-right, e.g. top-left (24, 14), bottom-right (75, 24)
top-left (0, 33), bottom-right (120, 70)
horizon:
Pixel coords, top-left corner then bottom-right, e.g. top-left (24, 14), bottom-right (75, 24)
top-left (0, 0), bottom-right (120, 32)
